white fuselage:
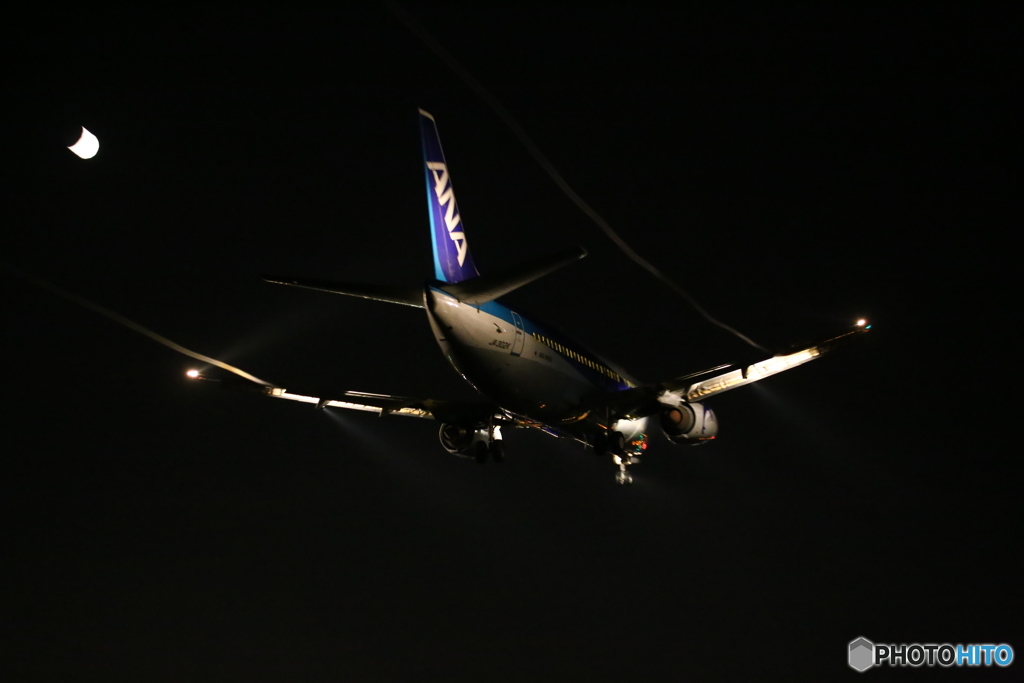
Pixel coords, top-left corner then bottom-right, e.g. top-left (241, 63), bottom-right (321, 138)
top-left (423, 286), bottom-right (646, 441)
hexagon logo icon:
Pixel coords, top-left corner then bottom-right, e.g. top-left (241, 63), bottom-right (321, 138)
top-left (849, 637), bottom-right (875, 672)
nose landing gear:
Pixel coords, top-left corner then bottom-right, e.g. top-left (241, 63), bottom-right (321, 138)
top-left (612, 449), bottom-right (640, 485)
top-left (614, 466), bottom-right (633, 486)
top-left (593, 429), bottom-right (637, 485)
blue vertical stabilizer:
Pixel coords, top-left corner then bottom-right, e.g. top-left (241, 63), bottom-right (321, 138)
top-left (420, 109), bottom-right (480, 283)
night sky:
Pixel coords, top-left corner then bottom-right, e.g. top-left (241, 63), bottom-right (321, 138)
top-left (2, 7), bottom-right (1019, 680)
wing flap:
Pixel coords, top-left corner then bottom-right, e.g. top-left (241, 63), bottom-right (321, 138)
top-left (675, 321), bottom-right (870, 401)
top-left (681, 347), bottom-right (822, 401)
top-left (585, 321), bottom-right (871, 418)
top-left (190, 373), bottom-right (494, 422)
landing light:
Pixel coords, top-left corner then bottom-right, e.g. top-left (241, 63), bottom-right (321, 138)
top-left (856, 319), bottom-right (867, 327)
top-left (186, 369), bottom-right (200, 378)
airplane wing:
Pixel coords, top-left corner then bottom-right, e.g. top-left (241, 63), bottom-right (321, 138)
top-left (187, 372), bottom-right (497, 423)
top-left (592, 320), bottom-right (871, 418)
top-left (673, 321), bottom-right (870, 401)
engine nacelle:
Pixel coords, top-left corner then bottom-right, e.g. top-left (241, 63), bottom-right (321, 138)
top-left (438, 422), bottom-right (483, 456)
top-left (438, 422), bottom-right (502, 460)
top-left (660, 402), bottom-right (718, 445)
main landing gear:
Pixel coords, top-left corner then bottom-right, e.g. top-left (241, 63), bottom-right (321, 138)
top-left (474, 438), bottom-right (505, 464)
top-left (439, 421), bottom-right (504, 463)
top-left (474, 423), bottom-right (505, 464)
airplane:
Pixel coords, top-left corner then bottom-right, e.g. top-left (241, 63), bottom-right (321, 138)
top-left (188, 109), bottom-right (870, 485)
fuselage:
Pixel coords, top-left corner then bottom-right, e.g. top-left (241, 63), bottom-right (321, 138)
top-left (416, 109), bottom-right (652, 448)
top-left (423, 285), bottom-right (647, 443)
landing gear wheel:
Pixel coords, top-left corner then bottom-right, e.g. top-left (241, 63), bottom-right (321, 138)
top-left (488, 439), bottom-right (505, 463)
top-left (612, 436), bottom-right (634, 485)
top-left (474, 440), bottom-right (489, 464)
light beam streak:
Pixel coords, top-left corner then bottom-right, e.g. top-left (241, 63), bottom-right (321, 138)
top-left (384, 1), bottom-right (768, 353)
top-left (3, 263), bottom-right (273, 386)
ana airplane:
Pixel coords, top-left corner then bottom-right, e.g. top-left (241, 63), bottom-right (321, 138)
top-left (189, 109), bottom-right (869, 485)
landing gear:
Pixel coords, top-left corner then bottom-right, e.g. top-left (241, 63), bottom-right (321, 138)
top-left (613, 451), bottom-right (638, 485)
top-left (608, 431), bottom-right (626, 456)
top-left (488, 439), bottom-right (505, 463)
top-left (593, 430), bottom-right (626, 457)
top-left (474, 422), bottom-right (505, 464)
top-left (593, 429), bottom-right (637, 484)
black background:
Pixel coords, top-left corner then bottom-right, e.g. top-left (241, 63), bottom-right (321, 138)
top-left (2, 7), bottom-right (1019, 680)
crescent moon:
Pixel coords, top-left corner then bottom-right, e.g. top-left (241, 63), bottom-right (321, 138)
top-left (68, 126), bottom-right (99, 159)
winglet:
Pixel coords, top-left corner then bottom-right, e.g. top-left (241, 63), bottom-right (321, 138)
top-left (420, 109), bottom-right (480, 284)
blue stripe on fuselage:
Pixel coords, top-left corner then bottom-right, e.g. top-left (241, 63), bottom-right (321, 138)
top-left (425, 169), bottom-right (445, 282)
top-left (432, 287), bottom-right (633, 391)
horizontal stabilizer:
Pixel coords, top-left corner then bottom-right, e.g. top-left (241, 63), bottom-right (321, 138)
top-left (440, 247), bottom-right (587, 305)
top-left (263, 276), bottom-right (423, 308)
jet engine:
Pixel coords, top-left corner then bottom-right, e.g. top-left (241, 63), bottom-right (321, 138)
top-left (438, 422), bottom-right (482, 455)
top-left (659, 402), bottom-right (718, 445)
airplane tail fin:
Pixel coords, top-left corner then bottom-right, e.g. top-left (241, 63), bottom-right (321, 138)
top-left (420, 109), bottom-right (480, 284)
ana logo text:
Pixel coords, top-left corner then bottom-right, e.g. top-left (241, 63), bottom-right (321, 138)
top-left (426, 161), bottom-right (468, 267)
